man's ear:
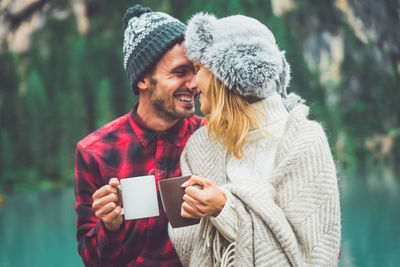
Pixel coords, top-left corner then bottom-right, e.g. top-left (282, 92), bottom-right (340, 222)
top-left (137, 74), bottom-right (151, 91)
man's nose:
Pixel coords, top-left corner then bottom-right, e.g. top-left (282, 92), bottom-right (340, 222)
top-left (186, 76), bottom-right (197, 92)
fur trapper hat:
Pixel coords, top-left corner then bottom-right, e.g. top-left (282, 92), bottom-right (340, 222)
top-left (185, 13), bottom-right (304, 108)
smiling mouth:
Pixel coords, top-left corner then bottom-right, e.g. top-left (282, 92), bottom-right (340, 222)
top-left (178, 96), bottom-right (194, 103)
top-left (174, 93), bottom-right (198, 104)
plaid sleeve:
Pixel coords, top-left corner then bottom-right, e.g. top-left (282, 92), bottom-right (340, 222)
top-left (74, 144), bottom-right (126, 266)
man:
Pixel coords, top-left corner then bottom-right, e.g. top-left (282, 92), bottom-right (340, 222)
top-left (74, 5), bottom-right (202, 266)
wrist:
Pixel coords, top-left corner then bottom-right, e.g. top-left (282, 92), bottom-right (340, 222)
top-left (104, 220), bottom-right (123, 232)
top-left (97, 219), bottom-right (125, 252)
top-left (213, 190), bottom-right (227, 216)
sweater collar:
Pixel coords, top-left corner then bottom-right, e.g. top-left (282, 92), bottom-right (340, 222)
top-left (250, 94), bottom-right (289, 129)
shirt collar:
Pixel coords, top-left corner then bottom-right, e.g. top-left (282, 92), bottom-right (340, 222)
top-left (128, 102), bottom-right (188, 148)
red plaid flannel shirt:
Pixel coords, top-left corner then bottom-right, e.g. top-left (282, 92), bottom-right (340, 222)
top-left (74, 106), bottom-right (202, 267)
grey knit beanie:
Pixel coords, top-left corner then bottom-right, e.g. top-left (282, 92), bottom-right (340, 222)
top-left (123, 5), bottom-right (186, 94)
top-left (185, 13), bottom-right (304, 109)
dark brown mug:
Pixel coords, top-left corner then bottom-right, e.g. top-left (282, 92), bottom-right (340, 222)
top-left (158, 176), bottom-right (200, 228)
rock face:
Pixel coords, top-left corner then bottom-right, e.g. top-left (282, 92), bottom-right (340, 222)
top-left (336, 0), bottom-right (400, 76)
top-left (273, 0), bottom-right (399, 78)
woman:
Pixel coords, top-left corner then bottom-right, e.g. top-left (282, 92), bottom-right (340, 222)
top-left (169, 13), bottom-right (341, 267)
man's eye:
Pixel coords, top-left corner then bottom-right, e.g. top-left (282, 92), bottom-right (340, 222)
top-left (175, 71), bottom-right (186, 76)
top-left (175, 68), bottom-right (192, 76)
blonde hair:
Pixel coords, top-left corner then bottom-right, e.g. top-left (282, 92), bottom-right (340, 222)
top-left (205, 74), bottom-right (270, 159)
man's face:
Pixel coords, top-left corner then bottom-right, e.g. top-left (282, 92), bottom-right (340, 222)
top-left (146, 43), bottom-right (197, 121)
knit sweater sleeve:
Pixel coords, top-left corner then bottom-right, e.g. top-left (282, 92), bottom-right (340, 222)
top-left (180, 131), bottom-right (239, 244)
top-left (209, 188), bottom-right (237, 242)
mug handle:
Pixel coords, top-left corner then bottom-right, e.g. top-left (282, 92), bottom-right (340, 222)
top-left (117, 185), bottom-right (124, 216)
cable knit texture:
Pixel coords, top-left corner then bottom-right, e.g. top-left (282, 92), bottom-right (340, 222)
top-left (169, 104), bottom-right (341, 266)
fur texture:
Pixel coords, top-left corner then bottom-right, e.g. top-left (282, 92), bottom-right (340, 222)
top-left (185, 13), bottom-right (304, 110)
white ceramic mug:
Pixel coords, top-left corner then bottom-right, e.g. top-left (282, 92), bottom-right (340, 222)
top-left (117, 175), bottom-right (159, 220)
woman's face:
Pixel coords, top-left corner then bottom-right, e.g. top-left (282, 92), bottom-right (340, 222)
top-left (193, 63), bottom-right (212, 115)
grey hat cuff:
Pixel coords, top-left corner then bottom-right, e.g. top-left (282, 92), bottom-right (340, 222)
top-left (126, 22), bottom-right (186, 94)
top-left (282, 92), bottom-right (305, 111)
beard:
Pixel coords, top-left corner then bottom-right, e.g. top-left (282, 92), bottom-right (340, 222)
top-left (148, 76), bottom-right (196, 121)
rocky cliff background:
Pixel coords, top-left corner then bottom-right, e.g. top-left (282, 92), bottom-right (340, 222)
top-left (0, 0), bottom-right (399, 190)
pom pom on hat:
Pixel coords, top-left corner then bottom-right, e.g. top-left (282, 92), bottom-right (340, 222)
top-left (123, 5), bottom-right (152, 29)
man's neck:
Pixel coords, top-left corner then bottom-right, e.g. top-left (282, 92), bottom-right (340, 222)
top-left (136, 102), bottom-right (179, 132)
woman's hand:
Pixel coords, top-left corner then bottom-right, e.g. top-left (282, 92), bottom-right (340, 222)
top-left (181, 175), bottom-right (227, 219)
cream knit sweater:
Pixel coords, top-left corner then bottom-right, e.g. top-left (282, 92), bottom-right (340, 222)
top-left (169, 103), bottom-right (341, 266)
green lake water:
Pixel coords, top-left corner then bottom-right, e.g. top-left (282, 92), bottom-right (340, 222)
top-left (0, 172), bottom-right (399, 267)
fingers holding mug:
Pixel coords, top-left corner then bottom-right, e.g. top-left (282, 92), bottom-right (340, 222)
top-left (92, 177), bottom-right (123, 231)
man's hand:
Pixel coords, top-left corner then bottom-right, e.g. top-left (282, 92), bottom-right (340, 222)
top-left (92, 178), bottom-right (123, 231)
top-left (181, 175), bottom-right (227, 219)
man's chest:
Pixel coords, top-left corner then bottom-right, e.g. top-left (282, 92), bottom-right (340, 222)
top-left (98, 137), bottom-right (182, 182)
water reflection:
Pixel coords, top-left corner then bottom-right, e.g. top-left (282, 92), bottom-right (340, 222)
top-left (0, 172), bottom-right (399, 267)
top-left (339, 170), bottom-right (400, 267)
top-left (0, 188), bottom-right (83, 267)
